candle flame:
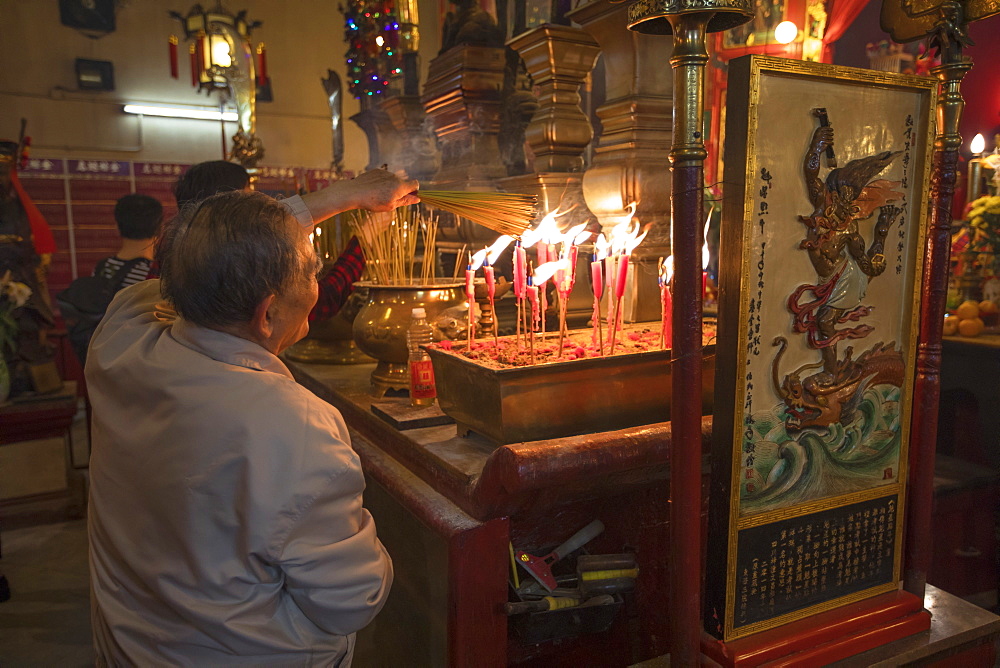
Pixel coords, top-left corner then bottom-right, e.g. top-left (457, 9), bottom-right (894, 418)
top-left (595, 234), bottom-right (611, 261)
top-left (533, 259), bottom-right (568, 284)
top-left (625, 225), bottom-right (648, 256)
top-left (470, 248), bottom-right (489, 271)
top-left (971, 133), bottom-right (986, 154)
top-left (562, 222), bottom-right (588, 246)
top-left (703, 210), bottom-right (712, 270)
top-left (522, 207), bottom-right (570, 247)
top-left (659, 255), bottom-right (674, 284)
top-left (486, 234), bottom-right (515, 265)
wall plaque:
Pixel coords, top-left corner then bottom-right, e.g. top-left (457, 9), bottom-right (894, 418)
top-left (705, 55), bottom-right (936, 641)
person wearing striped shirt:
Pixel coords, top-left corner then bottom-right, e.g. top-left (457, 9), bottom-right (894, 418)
top-left (92, 193), bottom-right (162, 286)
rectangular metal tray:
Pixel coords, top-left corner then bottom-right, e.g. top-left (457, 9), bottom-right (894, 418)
top-left (427, 333), bottom-right (715, 445)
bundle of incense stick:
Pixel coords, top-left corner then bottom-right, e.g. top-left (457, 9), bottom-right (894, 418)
top-left (348, 205), bottom-right (439, 285)
top-left (419, 191), bottom-right (537, 238)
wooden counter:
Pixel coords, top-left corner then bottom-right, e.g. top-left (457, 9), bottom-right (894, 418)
top-left (289, 360), bottom-right (1000, 667)
top-left (288, 359), bottom-right (709, 667)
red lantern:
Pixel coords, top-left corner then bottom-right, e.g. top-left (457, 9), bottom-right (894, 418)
top-left (256, 42), bottom-right (268, 86)
top-left (189, 43), bottom-right (198, 87)
top-left (169, 35), bottom-right (179, 79)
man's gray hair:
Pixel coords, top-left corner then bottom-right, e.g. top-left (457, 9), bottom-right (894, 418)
top-left (158, 190), bottom-right (311, 329)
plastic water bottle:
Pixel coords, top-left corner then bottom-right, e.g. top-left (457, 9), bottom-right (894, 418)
top-left (406, 307), bottom-right (437, 407)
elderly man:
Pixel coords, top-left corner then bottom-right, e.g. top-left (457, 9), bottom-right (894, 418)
top-left (86, 170), bottom-right (418, 666)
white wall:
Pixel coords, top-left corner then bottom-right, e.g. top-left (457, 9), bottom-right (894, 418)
top-left (0, 0), bottom-right (441, 171)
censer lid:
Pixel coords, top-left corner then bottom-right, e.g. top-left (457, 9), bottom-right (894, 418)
top-left (626, 0), bottom-right (753, 34)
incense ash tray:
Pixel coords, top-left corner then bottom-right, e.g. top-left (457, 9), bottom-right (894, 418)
top-left (426, 324), bottom-right (716, 445)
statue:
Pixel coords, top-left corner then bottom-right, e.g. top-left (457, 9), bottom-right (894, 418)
top-left (439, 0), bottom-right (505, 54)
top-left (0, 139), bottom-right (57, 395)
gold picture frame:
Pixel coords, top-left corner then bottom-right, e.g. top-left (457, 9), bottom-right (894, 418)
top-left (705, 55), bottom-right (936, 641)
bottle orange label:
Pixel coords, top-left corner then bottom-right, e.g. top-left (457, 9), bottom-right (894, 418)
top-left (409, 359), bottom-right (436, 399)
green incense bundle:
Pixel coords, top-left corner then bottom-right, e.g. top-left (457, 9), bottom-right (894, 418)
top-left (419, 190), bottom-right (537, 237)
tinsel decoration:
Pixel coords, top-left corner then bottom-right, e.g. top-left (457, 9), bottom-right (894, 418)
top-left (340, 0), bottom-right (403, 99)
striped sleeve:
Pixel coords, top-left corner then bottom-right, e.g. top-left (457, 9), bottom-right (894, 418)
top-left (309, 237), bottom-right (365, 322)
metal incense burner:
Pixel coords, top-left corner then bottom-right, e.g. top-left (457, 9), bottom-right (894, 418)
top-left (352, 280), bottom-right (468, 396)
top-left (427, 332), bottom-right (715, 445)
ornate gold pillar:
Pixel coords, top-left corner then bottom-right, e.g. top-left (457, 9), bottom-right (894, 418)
top-left (421, 45), bottom-right (508, 191)
top-left (568, 0), bottom-right (675, 322)
top-left (499, 24), bottom-right (602, 327)
top-left (499, 24), bottom-right (600, 213)
top-left (517, 25), bottom-right (597, 174)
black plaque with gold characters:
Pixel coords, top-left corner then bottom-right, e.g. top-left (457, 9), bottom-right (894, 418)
top-left (704, 56), bottom-right (936, 641)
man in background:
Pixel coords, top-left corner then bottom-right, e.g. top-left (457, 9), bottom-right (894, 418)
top-left (61, 193), bottom-right (163, 365)
top-left (92, 193), bottom-right (162, 287)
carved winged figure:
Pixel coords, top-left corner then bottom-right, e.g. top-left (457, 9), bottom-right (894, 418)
top-left (788, 115), bottom-right (904, 383)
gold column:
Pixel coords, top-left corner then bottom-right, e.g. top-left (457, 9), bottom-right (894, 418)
top-left (568, 0), bottom-right (675, 323)
top-left (627, 0), bottom-right (750, 664)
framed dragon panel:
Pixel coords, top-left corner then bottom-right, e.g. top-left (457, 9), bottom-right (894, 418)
top-left (705, 55), bottom-right (936, 641)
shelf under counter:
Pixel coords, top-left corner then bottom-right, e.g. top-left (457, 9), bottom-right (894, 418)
top-left (285, 357), bottom-right (701, 666)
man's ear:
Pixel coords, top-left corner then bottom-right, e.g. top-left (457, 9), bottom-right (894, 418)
top-left (250, 293), bottom-right (278, 342)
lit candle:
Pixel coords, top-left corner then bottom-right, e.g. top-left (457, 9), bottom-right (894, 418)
top-left (514, 240), bottom-right (527, 346)
top-left (609, 224), bottom-right (648, 354)
top-left (465, 252), bottom-right (475, 350)
top-left (591, 252), bottom-right (604, 354)
top-left (484, 255), bottom-right (497, 346)
top-left (702, 210), bottom-right (712, 304)
top-left (660, 256), bottom-right (674, 350)
top-left (968, 133), bottom-right (986, 203)
top-left (604, 253), bottom-right (615, 344)
top-left (610, 252), bottom-right (629, 355)
top-left (526, 277), bottom-right (539, 365)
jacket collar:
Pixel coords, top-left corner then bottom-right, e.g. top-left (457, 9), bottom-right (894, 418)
top-left (170, 316), bottom-right (294, 380)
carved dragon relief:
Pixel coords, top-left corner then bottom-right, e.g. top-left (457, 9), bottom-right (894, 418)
top-left (744, 111), bottom-right (911, 511)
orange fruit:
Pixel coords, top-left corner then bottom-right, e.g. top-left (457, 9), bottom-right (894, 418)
top-left (956, 300), bottom-right (981, 320)
top-left (979, 300), bottom-right (998, 314)
top-left (943, 315), bottom-right (959, 336)
top-left (958, 317), bottom-right (985, 337)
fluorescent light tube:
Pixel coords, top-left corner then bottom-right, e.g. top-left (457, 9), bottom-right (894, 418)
top-left (123, 104), bottom-right (238, 121)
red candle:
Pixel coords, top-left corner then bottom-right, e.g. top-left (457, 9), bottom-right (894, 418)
top-left (660, 257), bottom-right (674, 350)
top-left (169, 36), bottom-right (179, 79)
top-left (604, 255), bottom-right (615, 301)
top-left (484, 258), bottom-right (498, 344)
top-left (591, 254), bottom-right (604, 354)
top-left (527, 282), bottom-right (539, 364)
top-left (484, 261), bottom-right (495, 300)
top-left (536, 242), bottom-right (549, 267)
top-left (591, 255), bottom-right (603, 302)
top-left (465, 260), bottom-right (476, 349)
top-left (513, 242), bottom-right (526, 299)
top-left (615, 252), bottom-right (629, 299)
top-left (257, 42), bottom-right (268, 86)
top-left (662, 285), bottom-right (673, 349)
top-left (702, 271), bottom-right (708, 303)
